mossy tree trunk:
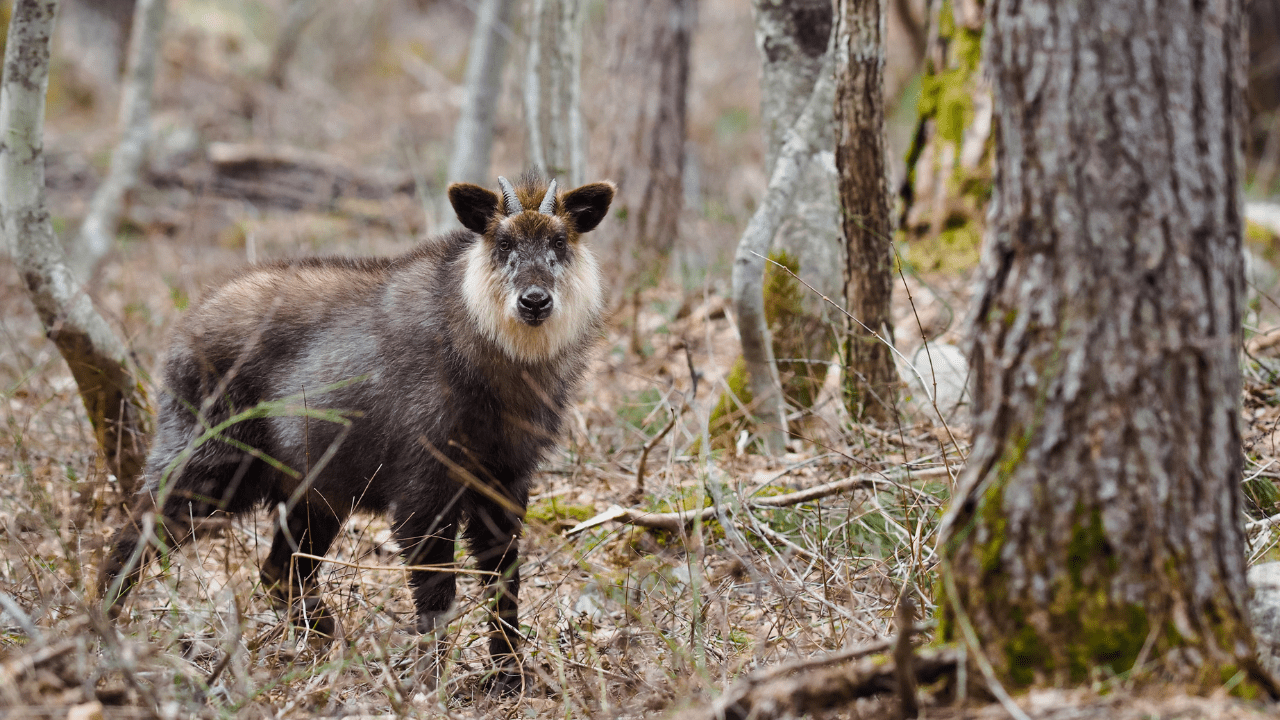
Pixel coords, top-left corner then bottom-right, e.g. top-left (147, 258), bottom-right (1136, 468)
top-left (939, 0), bottom-right (1273, 691)
top-left (3, 0), bottom-right (150, 495)
top-left (834, 0), bottom-right (898, 423)
top-left (750, 0), bottom-right (841, 414)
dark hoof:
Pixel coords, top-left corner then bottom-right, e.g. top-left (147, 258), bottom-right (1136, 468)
top-left (481, 666), bottom-right (525, 698)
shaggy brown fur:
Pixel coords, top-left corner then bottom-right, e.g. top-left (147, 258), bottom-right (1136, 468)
top-left (99, 174), bottom-right (615, 695)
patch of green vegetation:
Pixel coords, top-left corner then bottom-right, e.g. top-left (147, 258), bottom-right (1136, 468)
top-left (1243, 477), bottom-right (1280, 519)
top-left (1005, 609), bottom-right (1051, 686)
top-left (617, 387), bottom-right (666, 435)
top-left (766, 250), bottom-right (828, 410)
top-left (703, 251), bottom-right (832, 452)
top-left (916, 1), bottom-right (983, 149)
top-left (526, 497), bottom-right (594, 526)
top-left (704, 356), bottom-right (752, 452)
top-left (169, 285), bottom-right (189, 311)
top-left (714, 107), bottom-right (754, 144)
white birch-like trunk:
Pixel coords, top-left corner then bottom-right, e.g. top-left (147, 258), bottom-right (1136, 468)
top-left (70, 0), bottom-right (165, 280)
top-left (448, 0), bottom-right (516, 186)
top-left (748, 0), bottom-right (842, 415)
top-left (3, 0), bottom-right (150, 495)
top-left (732, 55), bottom-right (836, 455)
top-left (523, 0), bottom-right (585, 186)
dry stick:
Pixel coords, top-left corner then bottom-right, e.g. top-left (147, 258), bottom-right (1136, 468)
top-left (635, 408), bottom-right (680, 494)
top-left (894, 592), bottom-right (919, 718)
top-left (568, 474), bottom-right (894, 536)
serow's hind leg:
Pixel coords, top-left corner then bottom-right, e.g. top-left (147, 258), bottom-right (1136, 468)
top-left (99, 455), bottom-right (254, 616)
top-left (464, 495), bottom-right (525, 697)
top-left (260, 494), bottom-right (344, 639)
top-left (396, 512), bottom-right (459, 686)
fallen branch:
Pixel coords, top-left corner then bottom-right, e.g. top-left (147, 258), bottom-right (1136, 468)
top-left (567, 473), bottom-right (891, 536)
top-left (677, 640), bottom-right (959, 720)
top-left (148, 142), bottom-right (416, 218)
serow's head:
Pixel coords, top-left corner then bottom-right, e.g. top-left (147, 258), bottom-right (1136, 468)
top-left (448, 175), bottom-right (614, 362)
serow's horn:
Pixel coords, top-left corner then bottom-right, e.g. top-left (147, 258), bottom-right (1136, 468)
top-left (539, 179), bottom-right (558, 215)
top-left (497, 176), bottom-right (523, 216)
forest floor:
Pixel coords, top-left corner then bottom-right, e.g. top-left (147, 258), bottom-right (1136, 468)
top-left (3, 0), bottom-right (1280, 718)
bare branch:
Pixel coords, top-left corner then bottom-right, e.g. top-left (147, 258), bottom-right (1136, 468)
top-left (2, 0), bottom-right (151, 494)
top-left (71, 0), bottom-right (165, 280)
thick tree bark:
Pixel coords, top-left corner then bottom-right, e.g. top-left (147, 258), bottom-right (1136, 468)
top-left (71, 0), bottom-right (165, 281)
top-left (594, 0), bottom-right (693, 288)
top-left (523, 0), bottom-right (585, 186)
top-left (940, 0), bottom-right (1272, 691)
top-left (750, 0), bottom-right (841, 413)
top-left (834, 0), bottom-right (898, 423)
top-left (3, 0), bottom-right (150, 495)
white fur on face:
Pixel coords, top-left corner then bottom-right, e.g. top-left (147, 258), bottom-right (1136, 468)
top-left (461, 236), bottom-right (603, 364)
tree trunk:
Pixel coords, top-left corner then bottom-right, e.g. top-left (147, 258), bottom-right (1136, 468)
top-left (3, 0), bottom-right (150, 496)
top-left (940, 0), bottom-right (1272, 691)
top-left (732, 52), bottom-right (836, 456)
top-left (71, 0), bottom-right (165, 281)
top-left (594, 0), bottom-right (694, 289)
top-left (266, 0), bottom-right (319, 89)
top-left (750, 0), bottom-right (841, 414)
top-left (523, 0), bottom-right (585, 186)
top-left (447, 0), bottom-right (516, 188)
top-left (834, 0), bottom-right (898, 423)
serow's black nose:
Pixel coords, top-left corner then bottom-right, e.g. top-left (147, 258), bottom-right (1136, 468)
top-left (519, 287), bottom-right (552, 313)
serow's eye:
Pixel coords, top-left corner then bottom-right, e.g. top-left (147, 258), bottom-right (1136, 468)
top-left (499, 241), bottom-right (510, 252)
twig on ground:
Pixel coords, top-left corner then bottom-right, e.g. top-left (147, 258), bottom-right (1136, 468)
top-left (568, 474), bottom-right (894, 536)
top-left (894, 591), bottom-right (919, 718)
top-left (636, 407), bottom-right (680, 495)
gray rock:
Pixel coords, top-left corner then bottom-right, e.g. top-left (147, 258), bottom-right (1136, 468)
top-left (1249, 561), bottom-right (1280, 677)
top-left (899, 342), bottom-right (970, 425)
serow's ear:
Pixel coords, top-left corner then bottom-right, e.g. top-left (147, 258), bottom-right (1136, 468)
top-left (448, 183), bottom-right (499, 234)
top-left (561, 182), bottom-right (616, 234)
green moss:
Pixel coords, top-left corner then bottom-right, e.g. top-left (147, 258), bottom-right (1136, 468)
top-left (1006, 610), bottom-right (1051, 686)
top-left (765, 250), bottom-right (829, 410)
top-left (1243, 477), bottom-right (1280, 518)
top-left (705, 250), bottom-right (831, 451)
top-left (618, 387), bottom-right (666, 434)
top-left (917, 1), bottom-right (983, 149)
top-left (526, 498), bottom-right (594, 525)
top-left (1066, 505), bottom-right (1109, 588)
top-left (705, 356), bottom-right (753, 451)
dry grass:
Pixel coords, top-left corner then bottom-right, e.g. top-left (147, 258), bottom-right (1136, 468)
top-left (0, 244), bottom-right (964, 717)
top-left (4, 1), bottom-right (1280, 718)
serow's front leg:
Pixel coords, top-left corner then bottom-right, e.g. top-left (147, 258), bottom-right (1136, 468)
top-left (465, 498), bottom-right (524, 697)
